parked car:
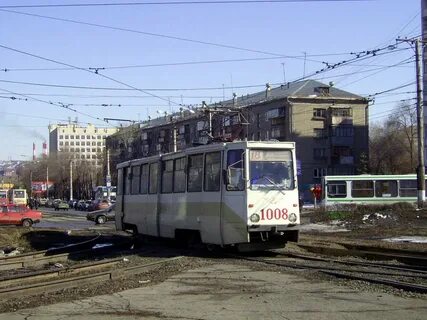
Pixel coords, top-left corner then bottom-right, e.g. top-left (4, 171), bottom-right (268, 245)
top-left (76, 200), bottom-right (86, 211)
top-left (38, 198), bottom-right (48, 206)
top-left (0, 204), bottom-right (42, 227)
top-left (91, 199), bottom-right (111, 211)
top-left (86, 203), bottom-right (116, 224)
top-left (54, 200), bottom-right (70, 211)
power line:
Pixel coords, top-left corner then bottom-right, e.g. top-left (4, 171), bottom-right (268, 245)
top-left (0, 1), bottom-right (369, 9)
top-left (0, 43), bottom-right (184, 107)
top-left (0, 87), bottom-right (109, 125)
top-left (0, 43), bottom-right (409, 93)
top-left (0, 9), bottom-right (324, 62)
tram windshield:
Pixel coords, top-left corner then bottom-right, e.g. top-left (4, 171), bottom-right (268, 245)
top-left (249, 149), bottom-right (294, 190)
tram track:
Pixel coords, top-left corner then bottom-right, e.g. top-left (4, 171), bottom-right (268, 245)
top-left (229, 249), bottom-right (427, 294)
top-left (0, 256), bottom-right (184, 299)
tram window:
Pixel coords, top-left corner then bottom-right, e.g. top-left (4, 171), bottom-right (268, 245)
top-left (327, 181), bottom-right (346, 198)
top-left (149, 163), bottom-right (158, 194)
top-left (226, 149), bottom-right (245, 191)
top-left (399, 180), bottom-right (417, 197)
top-left (161, 160), bottom-right (174, 193)
top-left (140, 164), bottom-right (149, 194)
top-left (204, 152), bottom-right (221, 192)
top-left (188, 154), bottom-right (203, 192)
top-left (174, 157), bottom-right (186, 193)
top-left (375, 180), bottom-right (397, 197)
top-left (131, 166), bottom-right (140, 194)
top-left (351, 180), bottom-right (373, 198)
top-left (124, 167), bottom-right (131, 195)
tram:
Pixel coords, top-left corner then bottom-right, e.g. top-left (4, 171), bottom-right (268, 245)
top-left (321, 174), bottom-right (419, 206)
top-left (116, 141), bottom-right (300, 251)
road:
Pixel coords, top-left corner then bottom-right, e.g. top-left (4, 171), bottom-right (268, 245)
top-left (36, 207), bottom-right (115, 231)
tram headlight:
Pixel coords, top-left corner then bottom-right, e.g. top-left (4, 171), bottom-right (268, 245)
top-left (289, 213), bottom-right (297, 223)
top-left (250, 213), bottom-right (260, 223)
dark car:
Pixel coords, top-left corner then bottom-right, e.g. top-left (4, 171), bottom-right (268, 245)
top-left (0, 204), bottom-right (42, 227)
top-left (86, 203), bottom-right (116, 224)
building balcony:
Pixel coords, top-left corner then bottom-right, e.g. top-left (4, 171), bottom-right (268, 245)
top-left (330, 136), bottom-right (354, 145)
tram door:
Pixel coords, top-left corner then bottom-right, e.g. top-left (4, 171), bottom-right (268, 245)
top-left (220, 149), bottom-right (247, 245)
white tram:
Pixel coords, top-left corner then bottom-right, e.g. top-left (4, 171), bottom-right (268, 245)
top-left (115, 141), bottom-right (300, 251)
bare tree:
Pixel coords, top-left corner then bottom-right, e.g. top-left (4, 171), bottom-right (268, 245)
top-left (370, 102), bottom-right (417, 174)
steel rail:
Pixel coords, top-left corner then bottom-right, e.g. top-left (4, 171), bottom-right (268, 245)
top-left (296, 243), bottom-right (427, 267)
top-left (0, 239), bottom-right (133, 271)
top-left (0, 256), bottom-right (184, 299)
top-left (229, 254), bottom-right (427, 294)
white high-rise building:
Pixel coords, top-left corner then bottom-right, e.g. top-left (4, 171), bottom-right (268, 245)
top-left (48, 123), bottom-right (119, 166)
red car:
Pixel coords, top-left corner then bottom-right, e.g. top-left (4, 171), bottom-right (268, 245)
top-left (0, 205), bottom-right (42, 227)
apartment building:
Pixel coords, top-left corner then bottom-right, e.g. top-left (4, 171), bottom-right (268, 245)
top-left (49, 123), bottom-right (119, 166)
top-left (107, 80), bottom-right (369, 197)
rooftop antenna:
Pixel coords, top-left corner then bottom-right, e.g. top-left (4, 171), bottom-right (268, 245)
top-left (281, 62), bottom-right (286, 83)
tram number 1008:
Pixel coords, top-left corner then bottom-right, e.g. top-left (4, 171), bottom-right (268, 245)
top-left (260, 208), bottom-right (289, 220)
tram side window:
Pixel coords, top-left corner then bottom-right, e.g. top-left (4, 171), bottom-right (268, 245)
top-left (226, 149), bottom-right (245, 191)
top-left (188, 154), bottom-right (203, 192)
top-left (351, 180), bottom-right (373, 198)
top-left (399, 180), bottom-right (417, 197)
top-left (375, 180), bottom-right (397, 198)
top-left (204, 152), bottom-right (221, 192)
top-left (327, 181), bottom-right (346, 198)
top-left (149, 163), bottom-right (158, 194)
top-left (124, 167), bottom-right (131, 195)
top-left (131, 166), bottom-right (140, 194)
top-left (140, 164), bottom-right (149, 194)
top-left (174, 157), bottom-right (186, 193)
top-left (161, 160), bottom-right (174, 193)
top-left (117, 169), bottom-right (123, 195)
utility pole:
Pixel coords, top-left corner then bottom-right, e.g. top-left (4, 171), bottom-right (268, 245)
top-left (397, 37), bottom-right (425, 207)
top-left (70, 160), bottom-right (73, 201)
top-left (415, 38), bottom-right (425, 207)
top-left (46, 166), bottom-right (49, 199)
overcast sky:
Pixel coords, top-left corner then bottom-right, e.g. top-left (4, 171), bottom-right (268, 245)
top-left (0, 0), bottom-right (420, 160)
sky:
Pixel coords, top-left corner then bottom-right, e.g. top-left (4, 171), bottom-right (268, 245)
top-left (0, 0), bottom-right (421, 160)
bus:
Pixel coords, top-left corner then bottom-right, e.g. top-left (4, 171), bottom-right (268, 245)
top-left (321, 174), bottom-right (419, 206)
top-left (10, 189), bottom-right (28, 206)
top-left (116, 141), bottom-right (300, 251)
top-left (94, 186), bottom-right (117, 202)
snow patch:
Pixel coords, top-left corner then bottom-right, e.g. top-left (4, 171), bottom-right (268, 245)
top-left (383, 236), bottom-right (427, 244)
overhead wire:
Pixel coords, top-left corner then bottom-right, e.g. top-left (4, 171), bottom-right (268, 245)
top-left (0, 1), bottom-right (370, 9)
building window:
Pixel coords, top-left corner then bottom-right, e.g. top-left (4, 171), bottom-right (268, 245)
top-left (65, 141), bottom-right (69, 146)
top-left (92, 148), bottom-right (96, 152)
top-left (59, 135), bottom-right (64, 139)
top-left (70, 135), bottom-right (74, 139)
top-left (76, 141), bottom-right (80, 146)
top-left (331, 125), bottom-right (354, 137)
top-left (313, 148), bottom-right (327, 159)
top-left (313, 108), bottom-right (326, 118)
top-left (313, 128), bottom-right (326, 138)
top-left (331, 108), bottom-right (351, 117)
top-left (86, 135), bottom-right (90, 139)
top-left (65, 135), bottom-right (69, 139)
top-left (70, 141), bottom-right (74, 146)
top-left (81, 135), bottom-right (85, 139)
top-left (92, 141), bottom-right (96, 146)
top-left (59, 141), bottom-right (64, 146)
top-left (313, 168), bottom-right (327, 178)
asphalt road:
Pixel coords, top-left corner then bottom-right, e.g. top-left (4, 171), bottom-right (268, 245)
top-left (36, 207), bottom-right (115, 231)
